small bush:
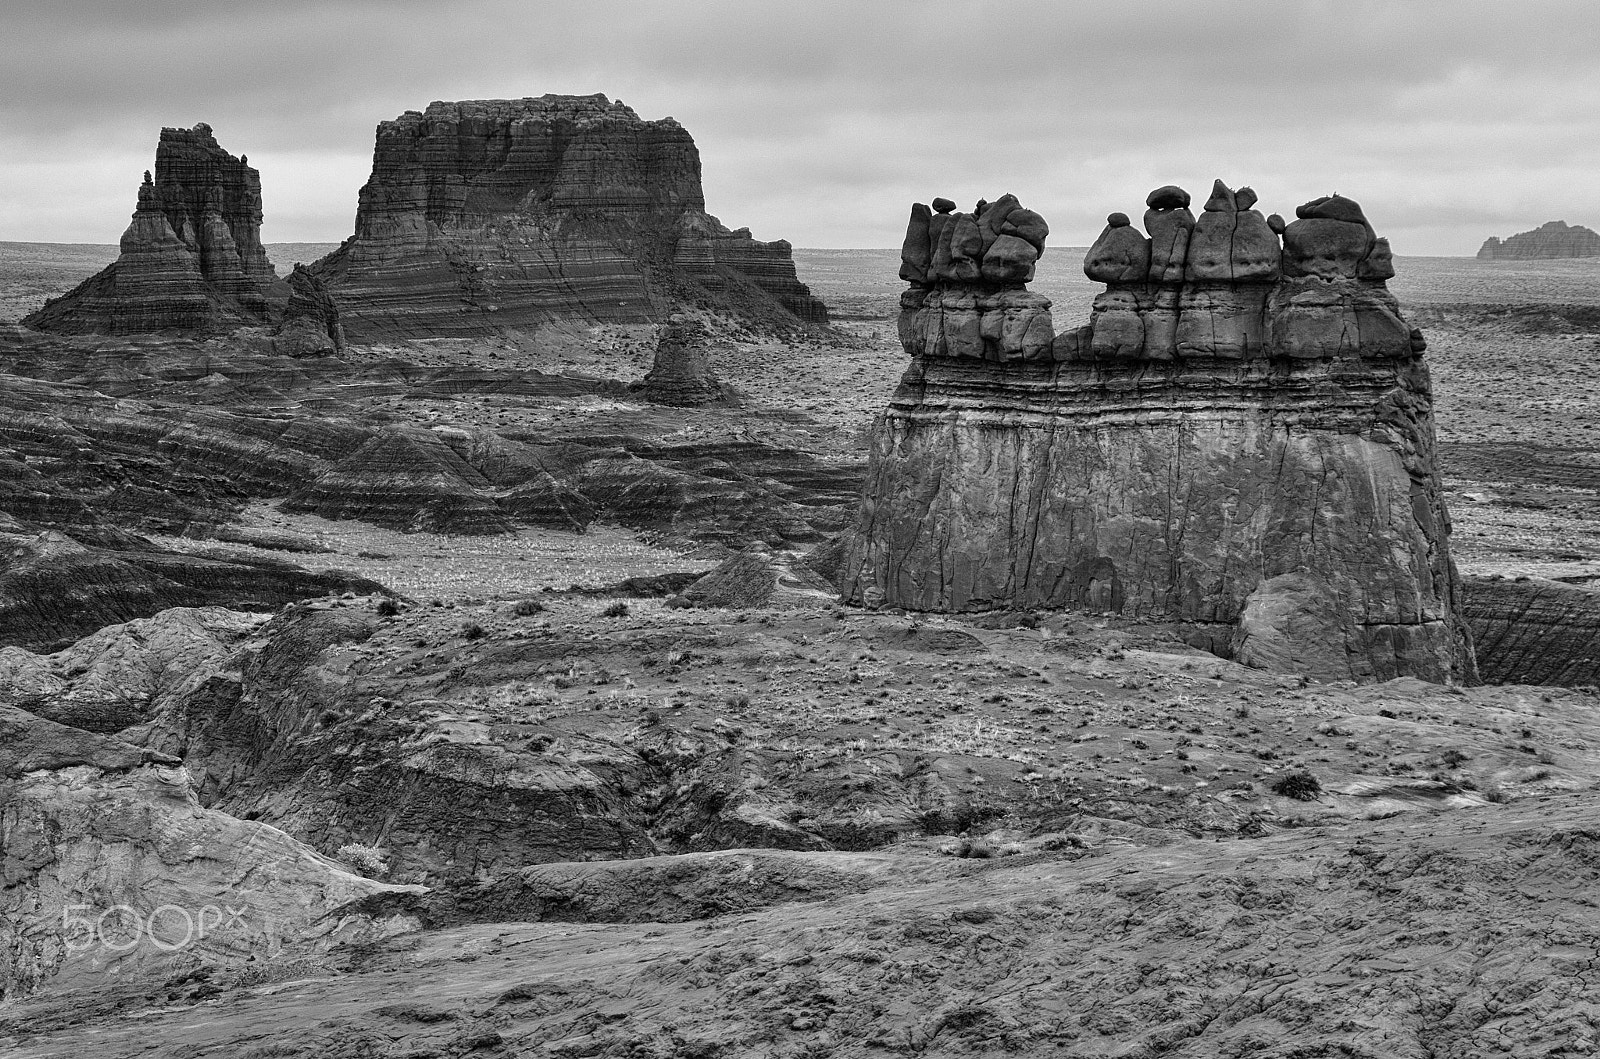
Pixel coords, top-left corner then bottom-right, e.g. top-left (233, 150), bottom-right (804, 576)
top-left (461, 622), bottom-right (487, 641)
top-left (376, 598), bottom-right (401, 617)
top-left (337, 842), bottom-right (390, 877)
top-left (511, 598), bottom-right (545, 617)
top-left (601, 601), bottom-right (631, 618)
top-left (1270, 771), bottom-right (1322, 801)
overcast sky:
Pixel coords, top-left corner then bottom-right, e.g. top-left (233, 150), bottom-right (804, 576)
top-left (3, 0), bottom-right (1596, 254)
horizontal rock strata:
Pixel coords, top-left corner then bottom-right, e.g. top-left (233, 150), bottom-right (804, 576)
top-left (843, 182), bottom-right (1474, 684)
top-left (630, 315), bottom-right (730, 406)
top-left (1478, 220), bottom-right (1600, 260)
top-left (296, 95), bottom-right (827, 340)
top-left (24, 125), bottom-right (283, 334)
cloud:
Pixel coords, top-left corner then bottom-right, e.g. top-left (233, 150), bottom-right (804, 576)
top-left (3, 0), bottom-right (1597, 252)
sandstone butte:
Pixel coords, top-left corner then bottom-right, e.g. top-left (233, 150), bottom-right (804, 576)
top-left (840, 181), bottom-right (1476, 686)
top-left (286, 94), bottom-right (829, 343)
top-left (1477, 219), bottom-right (1600, 259)
top-left (23, 124), bottom-right (283, 334)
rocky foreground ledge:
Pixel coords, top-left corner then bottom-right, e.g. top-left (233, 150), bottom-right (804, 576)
top-left (841, 182), bottom-right (1474, 686)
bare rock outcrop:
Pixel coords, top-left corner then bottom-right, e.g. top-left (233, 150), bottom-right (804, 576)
top-left (23, 125), bottom-right (283, 334)
top-left (1478, 220), bottom-right (1600, 260)
top-left (0, 702), bottom-right (417, 1000)
top-left (0, 516), bottom-right (390, 652)
top-left (630, 315), bottom-right (730, 406)
top-left (842, 182), bottom-right (1474, 685)
top-left (295, 95), bottom-right (827, 340)
top-left (1462, 575), bottom-right (1600, 686)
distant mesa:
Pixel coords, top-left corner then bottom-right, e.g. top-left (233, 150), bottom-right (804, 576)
top-left (1478, 220), bottom-right (1600, 260)
top-left (24, 97), bottom-right (827, 341)
top-left (23, 124), bottom-right (285, 334)
top-left (287, 94), bottom-right (828, 341)
top-left (841, 180), bottom-right (1474, 685)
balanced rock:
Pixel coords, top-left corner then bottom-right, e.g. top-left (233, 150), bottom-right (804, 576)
top-left (897, 193), bottom-right (1053, 364)
top-left (841, 182), bottom-right (1475, 685)
top-left (1084, 213), bottom-right (1150, 284)
top-left (24, 125), bottom-right (282, 334)
top-left (1143, 184), bottom-right (1195, 284)
top-left (1477, 220), bottom-right (1600, 259)
top-left (632, 315), bottom-right (729, 406)
top-left (299, 95), bottom-right (827, 340)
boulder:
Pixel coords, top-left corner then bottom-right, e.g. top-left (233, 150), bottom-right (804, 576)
top-left (1144, 187), bottom-right (1196, 284)
top-left (1084, 214), bottom-right (1151, 284)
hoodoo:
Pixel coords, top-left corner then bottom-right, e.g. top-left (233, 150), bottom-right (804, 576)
top-left (292, 94), bottom-right (828, 340)
top-left (842, 182), bottom-right (1475, 685)
top-left (23, 124), bottom-right (281, 334)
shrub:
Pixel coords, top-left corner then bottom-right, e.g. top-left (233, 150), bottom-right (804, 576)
top-left (337, 842), bottom-right (390, 878)
top-left (601, 601), bottom-right (631, 618)
top-left (461, 622), bottom-right (487, 640)
top-left (1270, 771), bottom-right (1322, 801)
top-left (511, 598), bottom-right (545, 617)
top-left (376, 598), bottom-right (401, 617)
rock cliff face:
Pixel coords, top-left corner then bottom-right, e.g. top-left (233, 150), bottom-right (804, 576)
top-left (296, 95), bottom-right (827, 339)
top-left (1478, 220), bottom-right (1600, 259)
top-left (23, 125), bottom-right (282, 334)
top-left (842, 182), bottom-right (1474, 685)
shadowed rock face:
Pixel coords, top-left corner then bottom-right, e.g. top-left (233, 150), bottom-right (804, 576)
top-left (1478, 220), bottom-right (1600, 260)
top-left (844, 181), bottom-right (1475, 685)
top-left (23, 125), bottom-right (282, 334)
top-left (296, 95), bottom-right (827, 339)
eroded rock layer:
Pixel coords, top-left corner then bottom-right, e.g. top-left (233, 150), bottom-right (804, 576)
top-left (297, 95), bottom-right (827, 339)
top-left (843, 183), bottom-right (1474, 685)
top-left (631, 315), bottom-right (729, 406)
top-left (23, 125), bottom-right (281, 334)
top-left (1462, 575), bottom-right (1600, 687)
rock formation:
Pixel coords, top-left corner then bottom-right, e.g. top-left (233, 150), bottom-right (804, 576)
top-left (272, 264), bottom-right (346, 356)
top-left (23, 125), bottom-right (283, 334)
top-left (293, 95), bottom-right (827, 340)
top-left (1462, 575), bottom-right (1600, 687)
top-left (1478, 220), bottom-right (1600, 260)
top-left (631, 315), bottom-right (729, 406)
top-left (842, 182), bottom-right (1475, 685)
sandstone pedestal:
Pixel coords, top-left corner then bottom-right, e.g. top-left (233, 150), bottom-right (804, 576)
top-left (842, 182), bottom-right (1475, 685)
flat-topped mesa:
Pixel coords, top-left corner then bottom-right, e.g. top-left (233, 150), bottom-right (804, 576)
top-left (1477, 220), bottom-right (1600, 260)
top-left (843, 181), bottom-right (1475, 685)
top-left (296, 94), bottom-right (827, 341)
top-left (24, 124), bottom-right (282, 335)
top-left (896, 193), bottom-right (1055, 362)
